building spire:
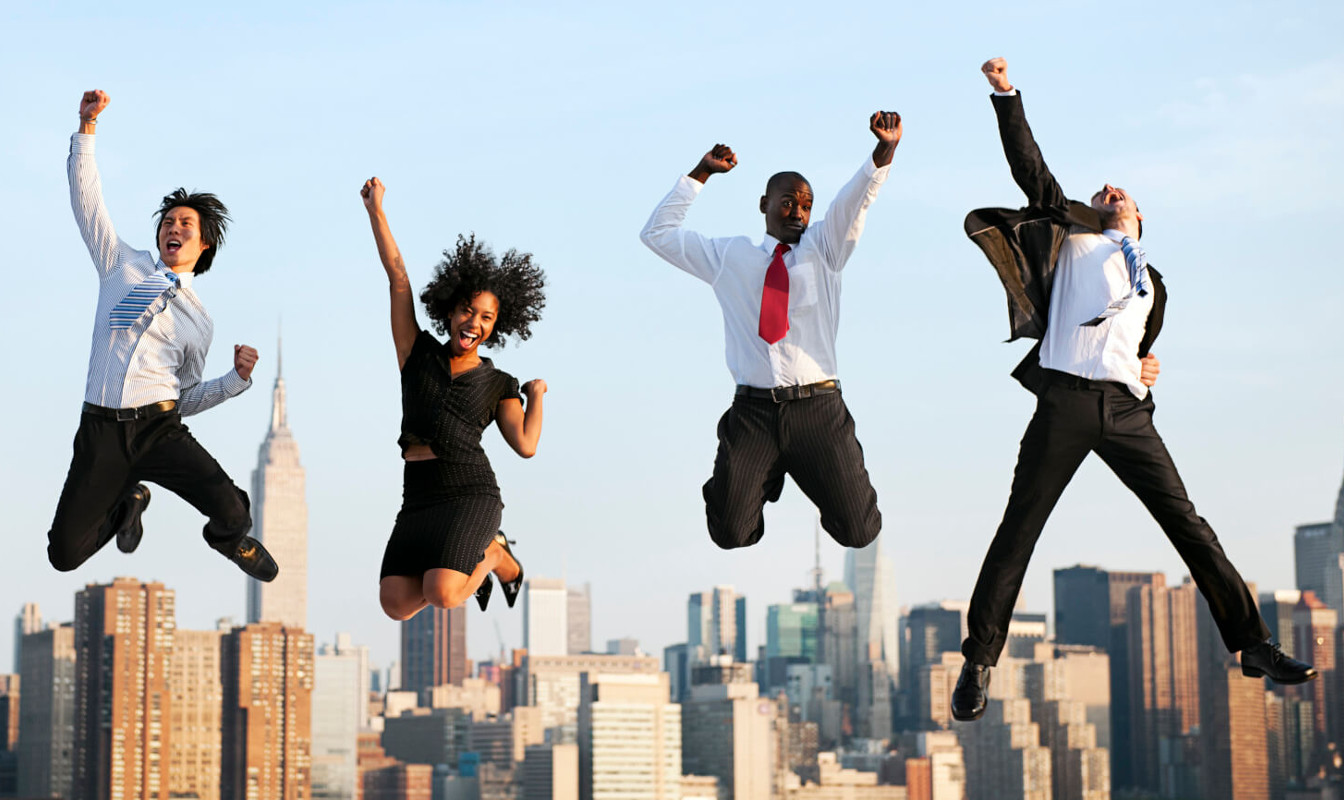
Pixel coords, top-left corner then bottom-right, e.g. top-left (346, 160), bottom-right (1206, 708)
top-left (270, 328), bottom-right (287, 432)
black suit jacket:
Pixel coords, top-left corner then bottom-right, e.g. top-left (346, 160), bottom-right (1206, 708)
top-left (964, 92), bottom-right (1167, 394)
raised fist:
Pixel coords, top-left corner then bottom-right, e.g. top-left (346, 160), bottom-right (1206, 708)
top-left (981, 58), bottom-right (1012, 93)
top-left (361, 177), bottom-right (385, 211)
top-left (870, 111), bottom-right (902, 145)
top-left (79, 90), bottom-right (110, 121)
top-left (698, 144), bottom-right (738, 175)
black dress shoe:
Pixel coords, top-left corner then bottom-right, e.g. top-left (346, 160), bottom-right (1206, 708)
top-left (476, 574), bottom-right (494, 612)
top-left (114, 484), bottom-right (152, 554)
top-left (1241, 640), bottom-right (1318, 685)
top-left (494, 532), bottom-right (524, 609)
top-left (951, 662), bottom-right (992, 721)
top-left (221, 536), bottom-right (279, 582)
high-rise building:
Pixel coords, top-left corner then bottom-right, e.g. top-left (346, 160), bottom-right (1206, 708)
top-left (221, 622), bottom-right (314, 800)
top-left (17, 624), bottom-right (75, 798)
top-left (1260, 589), bottom-right (1302, 657)
top-left (681, 658), bottom-right (774, 799)
top-left (567, 583), bottom-right (592, 655)
top-left (523, 743), bottom-right (578, 800)
top-left (957, 698), bottom-right (1051, 800)
top-left (72, 578), bottom-right (175, 800)
top-left (1294, 521), bottom-right (1344, 606)
top-left (0, 674), bottom-right (18, 796)
top-left (313, 634), bottom-right (371, 800)
top-left (1125, 576), bottom-right (1200, 796)
top-left (1053, 565), bottom-right (1160, 789)
top-left (168, 628), bottom-right (223, 800)
top-left (523, 577), bottom-right (568, 657)
top-left (844, 536), bottom-right (899, 682)
top-left (577, 673), bottom-right (681, 800)
top-left (401, 605), bottom-right (467, 701)
top-left (521, 652), bottom-right (661, 736)
top-left (247, 344), bottom-right (309, 629)
top-left (12, 603), bottom-right (40, 674)
top-left (1195, 590), bottom-right (1269, 799)
top-left (688, 586), bottom-right (747, 662)
top-left (1292, 591), bottom-right (1337, 744)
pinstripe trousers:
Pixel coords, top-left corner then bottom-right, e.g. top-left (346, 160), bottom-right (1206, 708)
top-left (703, 391), bottom-right (881, 549)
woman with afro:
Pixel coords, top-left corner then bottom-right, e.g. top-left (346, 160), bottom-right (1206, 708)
top-left (361, 177), bottom-right (547, 619)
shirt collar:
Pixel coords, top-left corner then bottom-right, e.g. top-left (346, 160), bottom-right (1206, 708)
top-left (157, 261), bottom-right (194, 289)
top-left (760, 232), bottom-right (787, 253)
top-left (1101, 228), bottom-right (1129, 244)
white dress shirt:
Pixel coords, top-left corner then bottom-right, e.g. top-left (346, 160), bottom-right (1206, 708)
top-left (1039, 229), bottom-right (1154, 398)
top-left (640, 157), bottom-right (889, 389)
top-left (69, 134), bottom-right (250, 414)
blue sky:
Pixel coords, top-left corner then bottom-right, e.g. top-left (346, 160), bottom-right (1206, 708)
top-left (1, 0), bottom-right (1341, 672)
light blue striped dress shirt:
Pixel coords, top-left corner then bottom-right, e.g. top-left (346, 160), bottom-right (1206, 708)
top-left (68, 134), bottom-right (250, 414)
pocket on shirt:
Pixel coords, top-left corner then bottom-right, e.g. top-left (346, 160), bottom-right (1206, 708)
top-left (789, 262), bottom-right (820, 310)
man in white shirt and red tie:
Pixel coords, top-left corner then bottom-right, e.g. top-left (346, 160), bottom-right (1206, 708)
top-left (45, 89), bottom-right (278, 582)
top-left (640, 111), bottom-right (901, 551)
top-left (951, 58), bottom-right (1313, 721)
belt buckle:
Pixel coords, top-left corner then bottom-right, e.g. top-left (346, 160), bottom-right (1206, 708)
top-left (114, 407), bottom-right (139, 422)
top-left (769, 386), bottom-right (787, 403)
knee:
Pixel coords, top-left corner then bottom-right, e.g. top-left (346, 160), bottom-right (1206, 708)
top-left (47, 541), bottom-right (84, 573)
top-left (706, 519), bottom-right (759, 551)
top-left (824, 508), bottom-right (881, 549)
top-left (421, 575), bottom-right (472, 610)
top-left (378, 586), bottom-right (422, 621)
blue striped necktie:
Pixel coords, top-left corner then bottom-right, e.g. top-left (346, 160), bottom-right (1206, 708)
top-left (109, 271), bottom-right (179, 330)
top-left (1081, 235), bottom-right (1150, 327)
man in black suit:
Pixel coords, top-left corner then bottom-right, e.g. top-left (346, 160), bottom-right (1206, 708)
top-left (951, 57), bottom-right (1315, 722)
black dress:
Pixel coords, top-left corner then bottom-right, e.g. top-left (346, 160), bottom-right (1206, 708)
top-left (380, 331), bottom-right (521, 578)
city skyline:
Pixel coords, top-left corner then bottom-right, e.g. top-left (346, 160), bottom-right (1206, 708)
top-left (1, 0), bottom-right (1341, 681)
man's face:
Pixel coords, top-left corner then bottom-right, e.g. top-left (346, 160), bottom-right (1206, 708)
top-left (760, 177), bottom-right (813, 245)
top-left (1090, 184), bottom-right (1142, 226)
top-left (157, 206), bottom-right (209, 270)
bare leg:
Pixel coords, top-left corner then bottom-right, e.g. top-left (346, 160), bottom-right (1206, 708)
top-left (423, 543), bottom-right (510, 609)
top-left (380, 575), bottom-right (429, 620)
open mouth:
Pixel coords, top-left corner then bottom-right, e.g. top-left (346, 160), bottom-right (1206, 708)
top-left (457, 330), bottom-right (480, 348)
top-left (165, 239), bottom-right (182, 255)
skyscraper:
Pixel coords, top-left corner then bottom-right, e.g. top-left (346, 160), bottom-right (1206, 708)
top-left (1294, 521), bottom-right (1344, 607)
top-left (72, 578), bottom-right (175, 800)
top-left (1195, 589), bottom-right (1269, 799)
top-left (1126, 576), bottom-right (1200, 797)
top-left (314, 634), bottom-right (371, 800)
top-left (17, 624), bottom-right (75, 799)
top-left (844, 536), bottom-right (899, 682)
top-left (681, 666), bottom-right (774, 800)
top-left (247, 341), bottom-right (308, 629)
top-left (402, 606), bottom-right (467, 701)
top-left (221, 622), bottom-right (314, 800)
top-left (523, 577), bottom-right (568, 657)
top-left (168, 628), bottom-right (223, 800)
top-left (688, 586), bottom-right (747, 662)
top-left (12, 603), bottom-right (40, 673)
top-left (577, 673), bottom-right (681, 800)
top-left (567, 583), bottom-right (592, 655)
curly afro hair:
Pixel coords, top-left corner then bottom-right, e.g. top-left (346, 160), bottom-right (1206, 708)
top-left (420, 234), bottom-right (546, 348)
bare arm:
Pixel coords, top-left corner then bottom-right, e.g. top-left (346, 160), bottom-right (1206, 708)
top-left (496, 379), bottom-right (546, 458)
top-left (361, 177), bottom-right (420, 369)
top-left (869, 110), bottom-right (902, 168)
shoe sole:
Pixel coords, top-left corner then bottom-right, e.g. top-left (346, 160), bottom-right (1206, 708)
top-left (951, 706), bottom-right (986, 722)
top-left (1242, 666), bottom-right (1318, 685)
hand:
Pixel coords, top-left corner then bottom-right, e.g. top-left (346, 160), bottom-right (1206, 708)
top-left (697, 144), bottom-right (738, 175)
top-left (522, 378), bottom-right (548, 399)
top-left (361, 177), bottom-right (385, 211)
top-left (869, 111), bottom-right (902, 146)
top-left (1140, 353), bottom-right (1160, 387)
top-left (981, 58), bottom-right (1012, 93)
top-left (234, 344), bottom-right (259, 382)
top-left (79, 90), bottom-right (110, 121)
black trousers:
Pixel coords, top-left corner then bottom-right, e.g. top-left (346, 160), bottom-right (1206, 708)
top-left (46, 409), bottom-right (252, 571)
top-left (703, 391), bottom-right (881, 549)
top-left (962, 371), bottom-right (1270, 665)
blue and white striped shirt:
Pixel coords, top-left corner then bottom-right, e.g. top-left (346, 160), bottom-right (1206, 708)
top-left (68, 133), bottom-right (250, 414)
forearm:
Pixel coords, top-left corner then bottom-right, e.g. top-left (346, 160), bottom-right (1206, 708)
top-left (68, 135), bottom-right (122, 276)
top-left (177, 369), bottom-right (252, 417)
top-left (871, 139), bottom-right (897, 169)
top-left (366, 206), bottom-right (409, 284)
top-left (518, 395), bottom-right (543, 456)
top-left (992, 92), bottom-right (1066, 208)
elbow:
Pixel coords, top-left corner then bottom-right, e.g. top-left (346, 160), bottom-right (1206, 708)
top-left (518, 448), bottom-right (537, 459)
top-left (638, 225), bottom-right (658, 249)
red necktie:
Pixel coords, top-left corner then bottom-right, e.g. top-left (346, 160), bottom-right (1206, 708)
top-left (759, 243), bottom-right (791, 344)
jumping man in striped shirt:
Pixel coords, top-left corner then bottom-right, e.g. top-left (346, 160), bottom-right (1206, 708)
top-left (45, 89), bottom-right (278, 582)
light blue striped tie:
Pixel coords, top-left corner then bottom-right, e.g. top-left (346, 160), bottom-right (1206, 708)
top-left (1081, 235), bottom-right (1150, 326)
top-left (109, 271), bottom-right (179, 330)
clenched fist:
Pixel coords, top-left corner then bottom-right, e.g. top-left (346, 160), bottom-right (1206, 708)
top-left (234, 344), bottom-right (260, 382)
top-left (981, 58), bottom-right (1012, 93)
top-left (79, 90), bottom-right (110, 121)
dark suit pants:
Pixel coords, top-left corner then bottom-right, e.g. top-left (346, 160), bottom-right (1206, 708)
top-left (961, 372), bottom-right (1269, 665)
top-left (703, 391), bottom-right (881, 549)
top-left (47, 409), bottom-right (252, 571)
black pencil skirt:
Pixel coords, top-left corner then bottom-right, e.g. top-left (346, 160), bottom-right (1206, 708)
top-left (379, 460), bottom-right (503, 579)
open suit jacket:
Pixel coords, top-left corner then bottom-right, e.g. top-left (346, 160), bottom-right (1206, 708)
top-left (963, 92), bottom-right (1167, 395)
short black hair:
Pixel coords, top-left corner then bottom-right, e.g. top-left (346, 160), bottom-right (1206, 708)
top-left (420, 234), bottom-right (546, 348)
top-left (154, 189), bottom-right (230, 274)
top-left (764, 171), bottom-right (811, 197)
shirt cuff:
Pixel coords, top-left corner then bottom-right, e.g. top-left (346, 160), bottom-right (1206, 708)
top-left (70, 133), bottom-right (95, 154)
top-left (221, 369), bottom-right (252, 396)
top-left (993, 89), bottom-right (1019, 97)
top-left (678, 174), bottom-right (705, 194)
top-left (863, 155), bottom-right (891, 183)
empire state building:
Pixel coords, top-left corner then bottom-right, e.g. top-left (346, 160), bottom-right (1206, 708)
top-left (247, 341), bottom-right (308, 628)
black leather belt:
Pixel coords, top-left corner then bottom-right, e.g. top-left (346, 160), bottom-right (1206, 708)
top-left (82, 400), bottom-right (177, 421)
top-left (735, 379), bottom-right (840, 403)
top-left (1042, 369), bottom-right (1124, 392)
